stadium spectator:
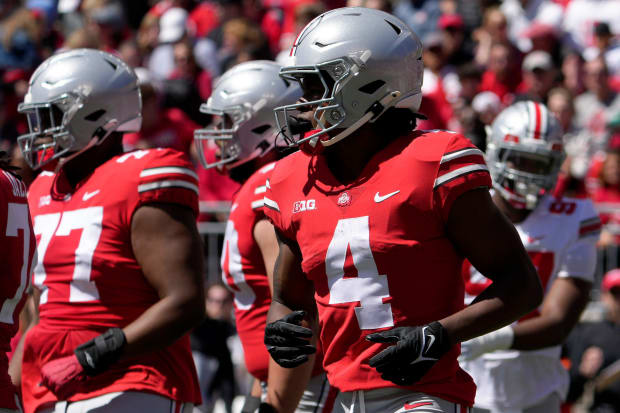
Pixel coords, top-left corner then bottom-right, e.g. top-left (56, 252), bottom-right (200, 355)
top-left (123, 79), bottom-right (197, 156)
top-left (589, 135), bottom-right (620, 248)
top-left (472, 6), bottom-right (511, 67)
top-left (163, 39), bottom-right (213, 122)
top-left (515, 50), bottom-right (557, 104)
top-left (191, 283), bottom-right (237, 413)
top-left (561, 49), bottom-right (586, 97)
top-left (479, 42), bottom-right (521, 105)
top-left (0, 7), bottom-right (45, 70)
top-left (148, 6), bottom-right (189, 79)
top-left (263, 7), bottom-right (542, 413)
top-left (585, 22), bottom-right (620, 81)
top-left (439, 14), bottom-right (472, 69)
top-left (82, 0), bottom-right (128, 52)
top-left (574, 56), bottom-right (620, 158)
top-left (564, 269), bottom-right (620, 413)
top-left (393, 0), bottom-right (441, 45)
top-left (499, 0), bottom-right (563, 53)
top-left (563, 0), bottom-right (620, 53)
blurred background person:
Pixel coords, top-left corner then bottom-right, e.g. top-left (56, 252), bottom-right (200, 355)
top-left (564, 269), bottom-right (620, 413)
top-left (191, 283), bottom-right (237, 413)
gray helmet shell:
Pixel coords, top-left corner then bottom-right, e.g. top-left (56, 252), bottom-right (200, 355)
top-left (18, 48), bottom-right (141, 169)
top-left (195, 60), bottom-right (302, 170)
top-left (486, 100), bottom-right (565, 209)
top-left (274, 7), bottom-right (424, 149)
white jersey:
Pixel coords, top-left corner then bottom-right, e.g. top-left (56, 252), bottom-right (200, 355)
top-left (461, 194), bottom-right (601, 410)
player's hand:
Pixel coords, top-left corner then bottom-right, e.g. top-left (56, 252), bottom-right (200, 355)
top-left (366, 321), bottom-right (451, 386)
top-left (458, 325), bottom-right (514, 362)
top-left (40, 354), bottom-right (87, 399)
top-left (264, 310), bottom-right (315, 368)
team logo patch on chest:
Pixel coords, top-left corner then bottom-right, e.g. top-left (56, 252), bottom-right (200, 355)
top-left (337, 191), bottom-right (351, 207)
top-left (293, 199), bottom-right (316, 213)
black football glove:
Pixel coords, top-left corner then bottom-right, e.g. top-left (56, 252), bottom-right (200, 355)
top-left (366, 321), bottom-right (451, 386)
top-left (264, 310), bottom-right (316, 368)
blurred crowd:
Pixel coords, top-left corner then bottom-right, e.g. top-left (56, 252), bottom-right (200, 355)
top-left (1, 0), bottom-right (620, 412)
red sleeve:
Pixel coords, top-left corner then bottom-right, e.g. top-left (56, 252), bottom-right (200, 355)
top-left (263, 174), bottom-right (297, 241)
top-left (433, 134), bottom-right (492, 223)
top-left (263, 177), bottom-right (285, 233)
top-left (136, 149), bottom-right (200, 217)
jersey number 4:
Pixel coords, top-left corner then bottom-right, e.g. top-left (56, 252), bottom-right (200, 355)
top-left (33, 207), bottom-right (103, 304)
top-left (326, 217), bottom-right (394, 330)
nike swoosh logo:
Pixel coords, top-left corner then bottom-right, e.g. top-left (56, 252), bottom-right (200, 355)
top-left (527, 235), bottom-right (545, 243)
top-left (404, 402), bottom-right (433, 410)
top-left (423, 326), bottom-right (435, 353)
top-left (83, 190), bottom-right (100, 201)
top-left (374, 190), bottom-right (400, 203)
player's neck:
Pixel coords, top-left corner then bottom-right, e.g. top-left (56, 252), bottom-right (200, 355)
top-left (324, 126), bottom-right (389, 185)
top-left (61, 134), bottom-right (124, 188)
top-left (493, 192), bottom-right (531, 223)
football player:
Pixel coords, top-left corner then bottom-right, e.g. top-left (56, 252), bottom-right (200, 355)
top-left (17, 49), bottom-right (205, 412)
top-left (459, 101), bottom-right (600, 413)
top-left (0, 151), bottom-right (36, 413)
top-left (194, 61), bottom-right (336, 413)
top-left (262, 7), bottom-right (543, 413)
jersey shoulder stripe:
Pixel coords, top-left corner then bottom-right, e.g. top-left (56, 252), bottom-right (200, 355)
top-left (139, 166), bottom-right (198, 180)
top-left (434, 164), bottom-right (489, 189)
top-left (579, 216), bottom-right (602, 238)
top-left (137, 179), bottom-right (199, 194)
top-left (263, 196), bottom-right (280, 212)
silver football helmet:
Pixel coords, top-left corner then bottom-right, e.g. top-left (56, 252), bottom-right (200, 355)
top-left (194, 60), bottom-right (302, 170)
top-left (18, 49), bottom-right (142, 170)
top-left (486, 101), bottom-right (565, 209)
top-left (274, 7), bottom-right (424, 150)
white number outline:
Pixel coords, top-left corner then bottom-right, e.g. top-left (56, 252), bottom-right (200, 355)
top-left (1, 203), bottom-right (35, 324)
top-left (325, 216), bottom-right (394, 330)
top-left (33, 207), bottom-right (103, 304)
top-left (221, 219), bottom-right (256, 310)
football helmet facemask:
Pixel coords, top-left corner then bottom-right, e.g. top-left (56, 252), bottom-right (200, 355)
top-left (17, 48), bottom-right (142, 170)
top-left (194, 60), bottom-right (302, 170)
top-left (486, 101), bottom-right (565, 210)
top-left (274, 7), bottom-right (424, 151)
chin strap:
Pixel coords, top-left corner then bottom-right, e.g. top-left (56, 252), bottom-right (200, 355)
top-left (494, 183), bottom-right (538, 210)
top-left (320, 91), bottom-right (402, 148)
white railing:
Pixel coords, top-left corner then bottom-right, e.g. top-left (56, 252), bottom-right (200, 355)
top-left (198, 201), bottom-right (231, 283)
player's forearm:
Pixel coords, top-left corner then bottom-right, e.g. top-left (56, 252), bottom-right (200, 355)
top-left (121, 291), bottom-right (205, 357)
top-left (266, 354), bottom-right (315, 413)
top-left (511, 279), bottom-right (591, 350)
top-left (267, 299), bottom-right (317, 330)
top-left (440, 267), bottom-right (542, 344)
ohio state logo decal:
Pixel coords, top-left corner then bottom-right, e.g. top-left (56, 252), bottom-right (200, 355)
top-left (337, 191), bottom-right (351, 207)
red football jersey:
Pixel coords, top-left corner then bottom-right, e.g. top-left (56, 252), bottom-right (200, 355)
top-left (263, 131), bottom-right (491, 406)
top-left (223, 162), bottom-right (325, 381)
top-left (22, 148), bottom-right (201, 413)
top-left (0, 170), bottom-right (36, 410)
top-left (221, 162), bottom-right (275, 381)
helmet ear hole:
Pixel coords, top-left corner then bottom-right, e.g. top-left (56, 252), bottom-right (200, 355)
top-left (84, 109), bottom-right (106, 122)
top-left (359, 80), bottom-right (386, 95)
top-left (251, 125), bottom-right (271, 135)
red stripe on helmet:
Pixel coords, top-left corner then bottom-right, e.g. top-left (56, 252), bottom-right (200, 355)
top-left (533, 102), bottom-right (542, 139)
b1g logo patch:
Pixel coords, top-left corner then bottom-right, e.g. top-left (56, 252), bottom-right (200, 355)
top-left (293, 199), bottom-right (316, 213)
